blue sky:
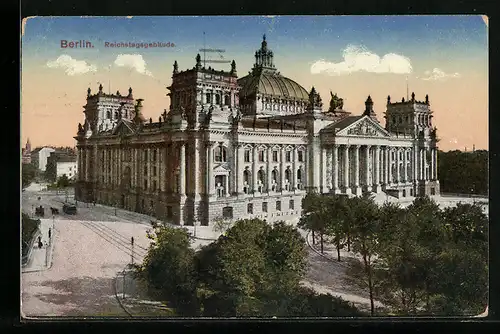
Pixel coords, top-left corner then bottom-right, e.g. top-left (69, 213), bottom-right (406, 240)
top-left (21, 16), bottom-right (488, 151)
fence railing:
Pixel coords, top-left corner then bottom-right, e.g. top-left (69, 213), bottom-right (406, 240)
top-left (440, 192), bottom-right (488, 199)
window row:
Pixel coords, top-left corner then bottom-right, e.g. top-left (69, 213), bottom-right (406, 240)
top-left (246, 199), bottom-right (295, 214)
top-left (213, 146), bottom-right (304, 163)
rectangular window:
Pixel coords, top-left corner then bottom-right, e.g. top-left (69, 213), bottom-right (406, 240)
top-left (298, 151), bottom-right (304, 162)
top-left (262, 202), bottom-right (268, 213)
top-left (166, 206), bottom-right (173, 218)
top-left (153, 166), bottom-right (157, 177)
top-left (108, 176), bottom-right (111, 184)
top-left (276, 201), bottom-right (281, 211)
top-left (259, 150), bottom-right (265, 162)
top-left (247, 203), bottom-right (253, 214)
top-left (152, 149), bottom-right (157, 162)
top-left (144, 150), bottom-right (148, 161)
top-left (144, 166), bottom-right (148, 175)
top-left (431, 187), bottom-right (436, 195)
top-left (272, 151), bottom-right (278, 162)
top-left (153, 180), bottom-right (157, 192)
top-left (144, 179), bottom-right (148, 190)
top-left (289, 199), bottom-right (294, 210)
top-left (244, 150), bottom-right (251, 162)
top-left (286, 151), bottom-right (291, 162)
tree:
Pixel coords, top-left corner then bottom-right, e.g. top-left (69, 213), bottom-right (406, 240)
top-left (324, 195), bottom-right (348, 261)
top-left (195, 218), bottom-right (269, 316)
top-left (137, 225), bottom-right (198, 315)
top-left (438, 150), bottom-right (488, 195)
top-left (22, 163), bottom-right (37, 189)
top-left (57, 174), bottom-right (70, 188)
top-left (299, 193), bottom-right (328, 253)
top-left (441, 203), bottom-right (488, 256)
top-left (195, 219), bottom-right (309, 316)
top-left (349, 193), bottom-right (380, 316)
top-left (212, 216), bottom-right (233, 235)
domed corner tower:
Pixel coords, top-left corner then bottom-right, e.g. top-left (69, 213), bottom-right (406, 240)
top-left (385, 92), bottom-right (440, 197)
top-left (237, 35), bottom-right (310, 118)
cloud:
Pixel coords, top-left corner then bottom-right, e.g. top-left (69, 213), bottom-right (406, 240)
top-left (113, 54), bottom-right (153, 76)
top-left (420, 68), bottom-right (461, 81)
top-left (310, 45), bottom-right (412, 76)
top-left (46, 55), bottom-right (97, 75)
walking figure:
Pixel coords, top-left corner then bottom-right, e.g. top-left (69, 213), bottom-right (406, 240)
top-left (37, 236), bottom-right (43, 249)
top-left (48, 228), bottom-right (52, 240)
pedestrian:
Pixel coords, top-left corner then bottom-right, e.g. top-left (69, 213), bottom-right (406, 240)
top-left (48, 228), bottom-right (52, 240)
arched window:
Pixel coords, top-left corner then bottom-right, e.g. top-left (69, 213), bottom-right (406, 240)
top-left (257, 169), bottom-right (265, 193)
top-left (271, 169), bottom-right (278, 191)
top-left (224, 95), bottom-right (230, 106)
top-left (258, 170), bottom-right (265, 184)
top-left (297, 168), bottom-right (303, 189)
top-left (243, 170), bottom-right (250, 194)
top-left (206, 93), bottom-right (211, 104)
top-left (214, 145), bottom-right (227, 163)
top-left (215, 94), bottom-right (221, 105)
top-left (285, 169), bottom-right (291, 191)
top-left (106, 110), bottom-right (111, 119)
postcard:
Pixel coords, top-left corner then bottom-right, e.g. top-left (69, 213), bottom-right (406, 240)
top-left (21, 15), bottom-right (488, 318)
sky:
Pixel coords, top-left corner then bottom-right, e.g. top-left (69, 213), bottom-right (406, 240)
top-left (21, 16), bottom-right (488, 151)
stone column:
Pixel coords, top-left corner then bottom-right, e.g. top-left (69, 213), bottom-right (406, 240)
top-left (333, 145), bottom-right (339, 192)
top-left (419, 148), bottom-right (424, 180)
top-left (207, 142), bottom-right (215, 197)
top-left (321, 146), bottom-right (327, 193)
top-left (292, 147), bottom-right (297, 190)
top-left (414, 147), bottom-right (419, 182)
top-left (431, 148), bottom-right (435, 180)
top-left (374, 146), bottom-right (380, 192)
top-left (423, 148), bottom-right (428, 180)
top-left (404, 148), bottom-right (408, 183)
top-left (267, 147), bottom-right (272, 193)
top-left (395, 148), bottom-right (401, 184)
top-left (179, 142), bottom-right (186, 196)
top-left (225, 174), bottom-right (229, 197)
top-left (433, 148), bottom-right (438, 180)
top-left (280, 146), bottom-right (286, 192)
top-left (237, 144), bottom-right (244, 195)
top-left (193, 138), bottom-right (201, 199)
top-left (387, 147), bottom-right (392, 185)
top-left (252, 145), bottom-right (258, 194)
top-left (365, 145), bottom-right (371, 189)
top-left (353, 145), bottom-right (360, 194)
top-left (344, 145), bottom-right (350, 193)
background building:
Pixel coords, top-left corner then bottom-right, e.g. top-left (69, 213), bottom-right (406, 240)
top-left (75, 36), bottom-right (440, 226)
top-left (31, 147), bottom-right (56, 171)
top-left (22, 138), bottom-right (32, 164)
top-left (46, 151), bottom-right (78, 182)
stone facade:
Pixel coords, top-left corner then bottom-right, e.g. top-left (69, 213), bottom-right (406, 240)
top-left (74, 36), bottom-right (440, 226)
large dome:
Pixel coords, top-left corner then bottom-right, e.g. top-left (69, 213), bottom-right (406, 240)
top-left (237, 35), bottom-right (309, 102)
top-left (238, 72), bottom-right (309, 101)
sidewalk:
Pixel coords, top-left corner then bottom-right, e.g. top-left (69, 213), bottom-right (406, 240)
top-left (23, 219), bottom-right (55, 273)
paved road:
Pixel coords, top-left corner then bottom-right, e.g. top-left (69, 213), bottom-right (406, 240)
top-left (22, 190), bottom-right (152, 317)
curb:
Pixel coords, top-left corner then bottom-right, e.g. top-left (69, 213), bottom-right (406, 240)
top-left (305, 231), bottom-right (338, 264)
top-left (114, 267), bottom-right (134, 317)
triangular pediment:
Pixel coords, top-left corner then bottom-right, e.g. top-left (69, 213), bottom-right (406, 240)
top-left (213, 164), bottom-right (230, 174)
top-left (336, 116), bottom-right (390, 138)
top-left (112, 120), bottom-right (135, 136)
